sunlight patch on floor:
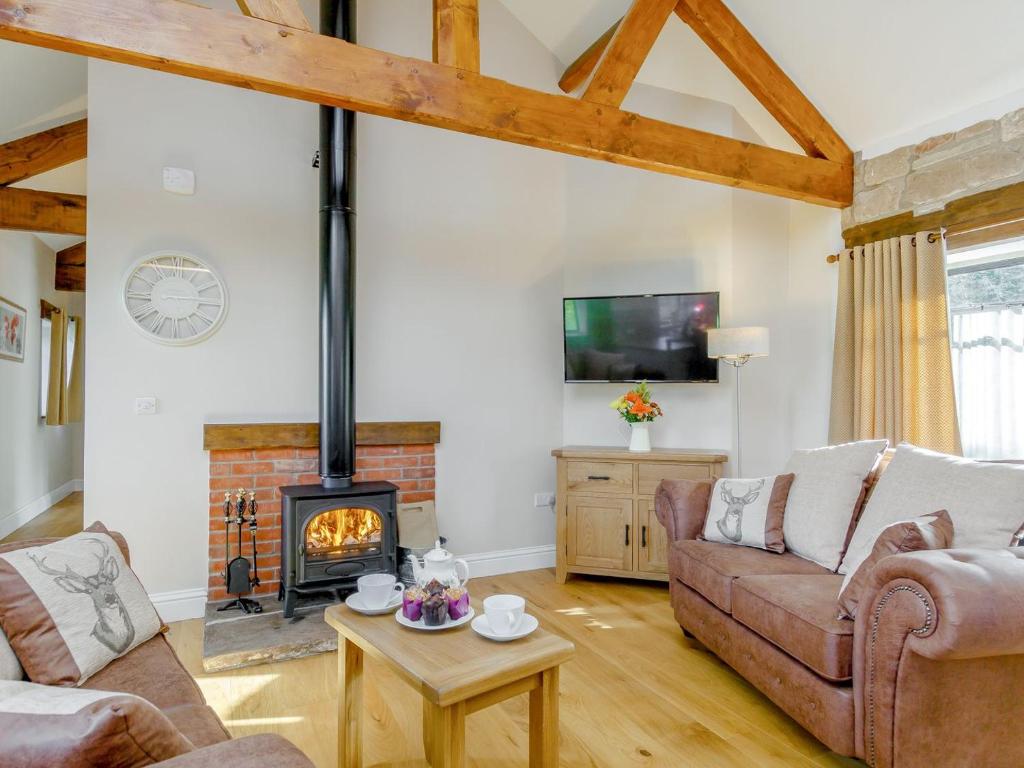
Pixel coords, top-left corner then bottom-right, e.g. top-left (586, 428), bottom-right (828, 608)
top-left (555, 606), bottom-right (613, 629)
top-left (222, 715), bottom-right (305, 727)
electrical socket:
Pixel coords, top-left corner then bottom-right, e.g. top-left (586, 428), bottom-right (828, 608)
top-left (534, 492), bottom-right (555, 508)
top-left (134, 397), bottom-right (157, 416)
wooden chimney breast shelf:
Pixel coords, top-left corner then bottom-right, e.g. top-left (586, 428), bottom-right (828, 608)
top-left (552, 446), bottom-right (727, 584)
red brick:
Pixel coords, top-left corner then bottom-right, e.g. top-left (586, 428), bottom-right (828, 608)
top-left (274, 459), bottom-right (318, 473)
top-left (231, 462), bottom-right (275, 475)
top-left (356, 455), bottom-right (417, 470)
top-left (403, 467), bottom-right (435, 479)
top-left (393, 480), bottom-right (419, 492)
top-left (296, 474), bottom-right (321, 485)
top-left (254, 448), bottom-right (297, 460)
top-left (210, 476), bottom-right (254, 491)
top-left (296, 448), bottom-right (319, 459)
top-left (210, 450), bottom-right (254, 462)
top-left (418, 479), bottom-right (436, 491)
top-left (210, 463), bottom-right (232, 477)
top-left (352, 470), bottom-right (395, 482)
top-left (358, 446), bottom-right (401, 457)
top-left (252, 473), bottom-right (298, 489)
top-left (402, 444), bottom-right (434, 455)
top-left (419, 454), bottom-right (435, 467)
top-left (399, 491), bottom-right (435, 504)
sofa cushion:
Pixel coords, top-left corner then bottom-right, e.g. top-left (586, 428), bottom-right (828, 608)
top-left (156, 733), bottom-right (316, 768)
top-left (0, 524), bottom-right (162, 685)
top-left (732, 574), bottom-right (852, 682)
top-left (670, 539), bottom-right (830, 614)
top-left (841, 443), bottom-right (1024, 574)
top-left (162, 704), bottom-right (232, 748)
top-left (0, 680), bottom-right (194, 767)
top-left (82, 634), bottom-right (206, 710)
top-left (702, 475), bottom-right (794, 552)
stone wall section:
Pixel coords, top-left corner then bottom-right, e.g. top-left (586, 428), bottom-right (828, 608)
top-left (843, 106), bottom-right (1024, 231)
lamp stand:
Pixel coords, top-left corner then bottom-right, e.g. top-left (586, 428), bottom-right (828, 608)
top-left (723, 355), bottom-right (752, 477)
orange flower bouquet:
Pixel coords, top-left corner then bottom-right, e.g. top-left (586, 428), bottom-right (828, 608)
top-left (609, 381), bottom-right (664, 424)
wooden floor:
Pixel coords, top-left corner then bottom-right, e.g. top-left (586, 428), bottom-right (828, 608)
top-left (0, 491), bottom-right (84, 544)
top-left (5, 497), bottom-right (863, 767)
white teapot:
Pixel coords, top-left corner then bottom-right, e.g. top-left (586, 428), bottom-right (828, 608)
top-left (408, 540), bottom-right (470, 588)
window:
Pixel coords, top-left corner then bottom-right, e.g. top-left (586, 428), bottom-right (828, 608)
top-left (947, 239), bottom-right (1024, 459)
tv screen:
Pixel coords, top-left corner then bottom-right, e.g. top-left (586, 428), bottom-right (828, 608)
top-left (563, 292), bottom-right (719, 383)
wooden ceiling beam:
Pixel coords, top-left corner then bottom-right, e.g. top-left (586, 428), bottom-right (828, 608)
top-left (0, 118), bottom-right (87, 186)
top-left (433, 0), bottom-right (479, 72)
top-left (55, 241), bottom-right (86, 292)
top-left (0, 187), bottom-right (86, 235)
top-left (235, 0), bottom-right (310, 32)
top-left (674, 0), bottom-right (851, 164)
top-left (583, 0), bottom-right (677, 108)
top-left (0, 0), bottom-right (851, 207)
top-left (558, 18), bottom-right (621, 94)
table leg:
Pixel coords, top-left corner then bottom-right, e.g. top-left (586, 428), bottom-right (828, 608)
top-left (529, 667), bottom-right (559, 768)
top-left (423, 700), bottom-right (466, 768)
top-left (338, 637), bottom-right (363, 768)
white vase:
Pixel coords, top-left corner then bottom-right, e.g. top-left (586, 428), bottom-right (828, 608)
top-left (628, 422), bottom-right (652, 452)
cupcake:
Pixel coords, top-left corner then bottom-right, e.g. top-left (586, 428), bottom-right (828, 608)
top-left (425, 578), bottom-right (446, 597)
top-left (444, 586), bottom-right (470, 621)
top-left (402, 587), bottom-right (427, 621)
top-left (422, 594), bottom-right (448, 626)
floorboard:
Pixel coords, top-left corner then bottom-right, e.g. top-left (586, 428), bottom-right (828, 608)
top-left (0, 491), bottom-right (84, 544)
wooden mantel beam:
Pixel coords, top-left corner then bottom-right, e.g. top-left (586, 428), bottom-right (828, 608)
top-left (583, 0), bottom-right (677, 108)
top-left (0, 187), bottom-right (86, 235)
top-left (674, 0), bottom-right (851, 164)
top-left (0, 0), bottom-right (851, 207)
top-left (433, 0), bottom-right (479, 72)
top-left (0, 118), bottom-right (87, 186)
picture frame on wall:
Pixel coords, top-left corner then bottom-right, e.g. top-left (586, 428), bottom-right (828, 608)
top-left (0, 295), bottom-right (27, 363)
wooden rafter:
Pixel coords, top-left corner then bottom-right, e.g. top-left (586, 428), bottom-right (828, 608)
top-left (55, 241), bottom-right (86, 292)
top-left (0, 118), bottom-right (87, 186)
top-left (583, 0), bottom-right (677, 108)
top-left (559, 18), bottom-right (621, 94)
top-left (0, 0), bottom-right (851, 206)
top-left (433, 0), bottom-right (479, 72)
top-left (674, 0), bottom-right (851, 164)
top-left (235, 0), bottom-right (310, 32)
top-left (0, 187), bottom-right (86, 235)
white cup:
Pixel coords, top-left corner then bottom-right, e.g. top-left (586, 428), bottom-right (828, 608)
top-left (483, 594), bottom-right (526, 636)
top-left (357, 573), bottom-right (402, 609)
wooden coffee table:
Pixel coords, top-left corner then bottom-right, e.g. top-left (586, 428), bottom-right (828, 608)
top-left (324, 600), bottom-right (575, 768)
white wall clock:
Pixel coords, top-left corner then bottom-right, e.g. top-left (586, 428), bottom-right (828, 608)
top-left (122, 252), bottom-right (228, 346)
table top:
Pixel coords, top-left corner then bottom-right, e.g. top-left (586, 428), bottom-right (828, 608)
top-left (324, 598), bottom-right (575, 707)
top-left (551, 445), bottom-right (728, 462)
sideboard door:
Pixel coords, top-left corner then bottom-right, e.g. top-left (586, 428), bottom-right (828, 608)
top-left (636, 497), bottom-right (669, 575)
top-left (566, 496), bottom-right (633, 572)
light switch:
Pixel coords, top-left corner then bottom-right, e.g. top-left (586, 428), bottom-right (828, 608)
top-left (135, 397), bottom-right (157, 415)
top-left (162, 167), bottom-right (195, 195)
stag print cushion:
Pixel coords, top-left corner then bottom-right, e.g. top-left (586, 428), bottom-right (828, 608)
top-left (836, 510), bottom-right (953, 620)
top-left (782, 440), bottom-right (889, 571)
top-left (0, 680), bottom-right (193, 766)
top-left (701, 475), bottom-right (795, 552)
top-left (0, 526), bottom-right (162, 686)
top-left (840, 444), bottom-right (1024, 575)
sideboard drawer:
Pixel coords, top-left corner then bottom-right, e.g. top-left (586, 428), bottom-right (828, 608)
top-left (567, 461), bottom-right (634, 494)
top-left (637, 462), bottom-right (712, 496)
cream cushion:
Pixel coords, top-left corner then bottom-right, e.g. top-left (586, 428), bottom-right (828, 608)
top-left (783, 440), bottom-right (888, 571)
top-left (840, 444), bottom-right (1024, 575)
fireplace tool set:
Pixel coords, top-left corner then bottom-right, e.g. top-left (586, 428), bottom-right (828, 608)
top-left (218, 489), bottom-right (262, 614)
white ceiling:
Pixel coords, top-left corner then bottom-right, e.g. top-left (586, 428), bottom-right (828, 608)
top-left (499, 0), bottom-right (1024, 158)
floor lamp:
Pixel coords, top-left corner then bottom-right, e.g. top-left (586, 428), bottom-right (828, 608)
top-left (707, 327), bottom-right (769, 477)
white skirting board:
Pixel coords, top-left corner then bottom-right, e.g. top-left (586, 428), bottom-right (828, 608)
top-left (151, 544), bottom-right (557, 622)
top-left (0, 479), bottom-right (83, 541)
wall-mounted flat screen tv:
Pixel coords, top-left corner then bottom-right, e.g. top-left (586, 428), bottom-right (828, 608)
top-left (563, 292), bottom-right (720, 383)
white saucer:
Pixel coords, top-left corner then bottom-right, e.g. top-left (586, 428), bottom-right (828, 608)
top-left (471, 613), bottom-right (538, 642)
top-left (395, 606), bottom-right (475, 631)
top-left (345, 591), bottom-right (402, 616)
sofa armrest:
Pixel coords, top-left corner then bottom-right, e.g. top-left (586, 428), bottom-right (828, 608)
top-left (157, 735), bottom-right (314, 767)
top-left (853, 548), bottom-right (1024, 767)
top-left (654, 479), bottom-right (712, 543)
top-left (862, 547), bottom-right (1024, 660)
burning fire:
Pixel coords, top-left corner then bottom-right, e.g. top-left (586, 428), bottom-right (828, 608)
top-left (306, 508), bottom-right (382, 551)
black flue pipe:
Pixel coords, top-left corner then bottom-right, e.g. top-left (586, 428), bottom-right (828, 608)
top-left (319, 0), bottom-right (357, 488)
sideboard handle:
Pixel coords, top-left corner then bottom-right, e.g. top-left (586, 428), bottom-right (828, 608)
top-left (625, 524), bottom-right (630, 546)
top-left (587, 475), bottom-right (611, 481)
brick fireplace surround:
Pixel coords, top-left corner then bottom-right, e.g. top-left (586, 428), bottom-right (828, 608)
top-left (205, 423), bottom-right (438, 602)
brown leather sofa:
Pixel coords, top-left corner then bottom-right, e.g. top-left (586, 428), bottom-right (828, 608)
top-left (0, 535), bottom-right (313, 767)
top-left (655, 477), bottom-right (1024, 768)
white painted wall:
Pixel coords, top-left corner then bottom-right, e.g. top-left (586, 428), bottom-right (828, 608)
top-left (0, 231), bottom-right (84, 536)
top-left (84, 0), bottom-right (841, 606)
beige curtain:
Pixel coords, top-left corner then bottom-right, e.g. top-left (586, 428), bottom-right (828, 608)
top-left (45, 311), bottom-right (84, 426)
top-left (829, 231), bottom-right (962, 454)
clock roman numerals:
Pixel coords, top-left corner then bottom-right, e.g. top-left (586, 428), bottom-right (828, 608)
top-left (125, 253), bottom-right (226, 345)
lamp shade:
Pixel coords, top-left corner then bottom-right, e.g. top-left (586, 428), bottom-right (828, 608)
top-left (707, 327), bottom-right (769, 360)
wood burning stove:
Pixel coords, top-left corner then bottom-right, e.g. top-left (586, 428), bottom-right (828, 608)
top-left (279, 482), bottom-right (397, 618)
top-left (278, 0), bottom-right (400, 619)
